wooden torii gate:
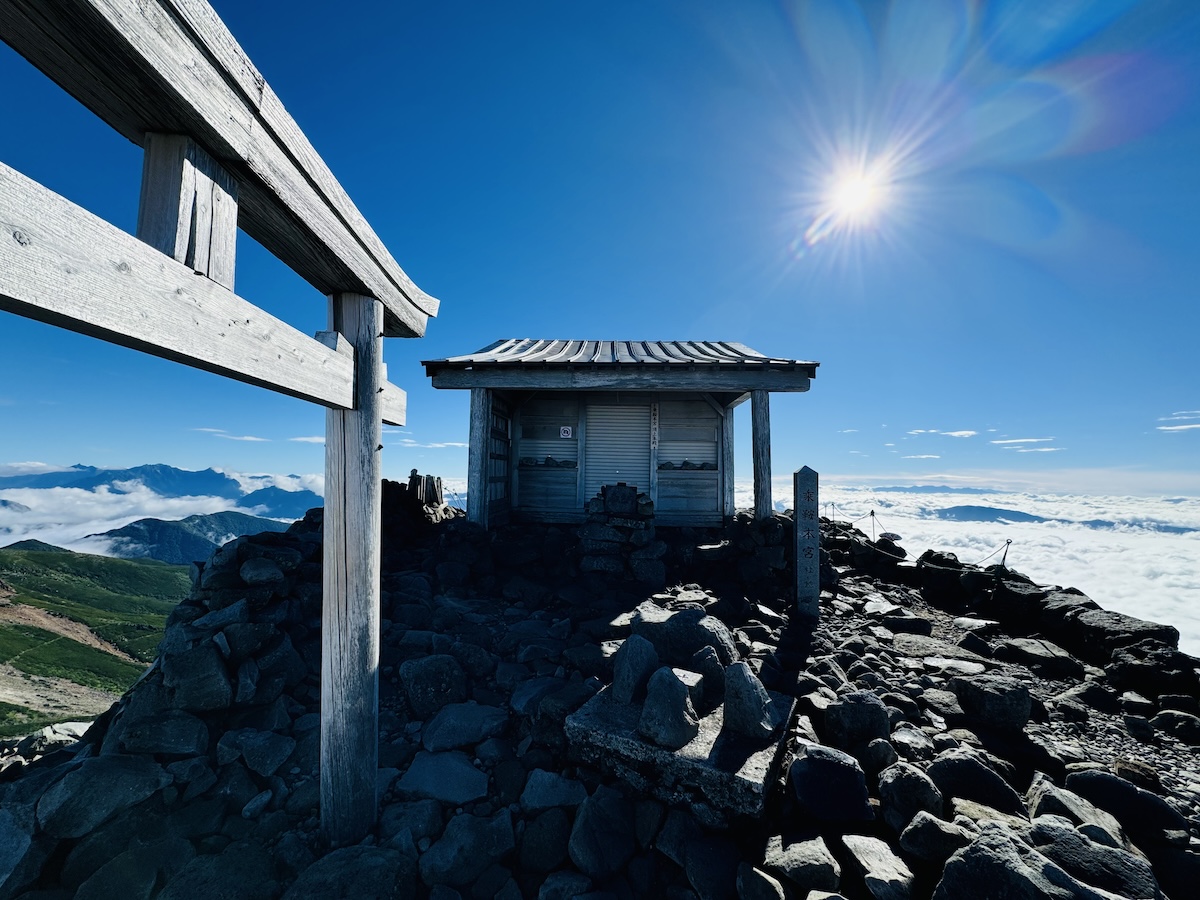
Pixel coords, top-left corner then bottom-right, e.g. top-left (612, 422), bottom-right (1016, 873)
top-left (0, 0), bottom-right (435, 844)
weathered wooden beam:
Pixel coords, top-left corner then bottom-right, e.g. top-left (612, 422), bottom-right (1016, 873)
top-left (0, 161), bottom-right (406, 421)
top-left (752, 390), bottom-right (772, 520)
top-left (721, 408), bottom-right (736, 518)
top-left (314, 330), bottom-right (405, 427)
top-left (137, 133), bottom-right (238, 290)
top-left (794, 467), bottom-right (820, 621)
top-left (429, 368), bottom-right (812, 393)
top-left (321, 292), bottom-right (383, 846)
top-left (467, 388), bottom-right (493, 528)
top-left (0, 0), bottom-right (438, 336)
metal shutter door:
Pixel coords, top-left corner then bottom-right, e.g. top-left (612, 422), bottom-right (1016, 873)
top-left (584, 405), bottom-right (650, 500)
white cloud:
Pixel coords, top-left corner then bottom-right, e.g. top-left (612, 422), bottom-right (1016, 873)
top-left (741, 479), bottom-right (1200, 656)
top-left (902, 454), bottom-right (940, 459)
top-left (216, 434), bottom-right (270, 442)
top-left (907, 429), bottom-right (935, 435)
top-left (838, 429), bottom-right (859, 433)
top-left (391, 439), bottom-right (469, 449)
top-left (191, 427), bottom-right (227, 434)
top-left (991, 438), bottom-right (1054, 445)
top-left (941, 431), bottom-right (978, 438)
top-left (1158, 424), bottom-right (1200, 432)
top-left (1017, 447), bottom-right (1065, 453)
top-left (0, 461), bottom-right (75, 476)
top-left (1166, 410), bottom-right (1200, 418)
top-left (289, 436), bottom-right (325, 444)
top-left (217, 470), bottom-right (324, 495)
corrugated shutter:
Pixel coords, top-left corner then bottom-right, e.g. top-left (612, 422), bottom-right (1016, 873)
top-left (584, 405), bottom-right (650, 499)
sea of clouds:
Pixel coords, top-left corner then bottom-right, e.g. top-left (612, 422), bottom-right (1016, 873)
top-left (2, 473), bottom-right (1196, 656)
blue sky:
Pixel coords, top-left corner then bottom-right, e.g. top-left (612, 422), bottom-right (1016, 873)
top-left (2, 0), bottom-right (1199, 495)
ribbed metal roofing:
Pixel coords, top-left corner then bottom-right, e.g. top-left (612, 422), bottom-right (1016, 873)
top-left (424, 339), bottom-right (818, 370)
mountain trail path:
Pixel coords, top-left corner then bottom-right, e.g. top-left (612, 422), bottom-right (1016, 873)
top-left (0, 598), bottom-right (141, 663)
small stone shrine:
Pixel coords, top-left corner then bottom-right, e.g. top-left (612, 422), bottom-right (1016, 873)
top-left (565, 591), bottom-right (797, 826)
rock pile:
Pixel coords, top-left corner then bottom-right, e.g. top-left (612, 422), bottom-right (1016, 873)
top-left (1, 481), bottom-right (1197, 900)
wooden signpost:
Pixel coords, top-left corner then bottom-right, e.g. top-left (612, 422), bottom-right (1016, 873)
top-left (0, 0), bottom-right (437, 845)
top-left (794, 466), bottom-right (820, 621)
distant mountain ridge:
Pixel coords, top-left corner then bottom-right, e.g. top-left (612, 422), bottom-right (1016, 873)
top-left (88, 512), bottom-right (293, 565)
top-left (0, 463), bottom-right (323, 521)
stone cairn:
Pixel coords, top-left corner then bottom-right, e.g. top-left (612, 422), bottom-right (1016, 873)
top-left (577, 484), bottom-right (666, 588)
top-left (1, 478), bottom-right (1198, 900)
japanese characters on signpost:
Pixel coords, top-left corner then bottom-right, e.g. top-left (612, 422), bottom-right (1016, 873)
top-left (794, 466), bottom-right (820, 621)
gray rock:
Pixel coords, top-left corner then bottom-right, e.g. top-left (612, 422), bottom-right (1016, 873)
top-left (538, 871), bottom-right (592, 900)
top-left (161, 643), bottom-right (232, 711)
top-left (948, 674), bottom-right (1031, 731)
top-left (611, 634), bottom-right (660, 705)
top-left (685, 833), bottom-right (741, 900)
top-left (1026, 773), bottom-right (1131, 852)
top-left (723, 661), bottom-right (779, 741)
top-left (1150, 709), bottom-right (1200, 744)
top-left (1066, 609), bottom-right (1179, 657)
top-left (75, 837), bottom-right (195, 900)
top-left (1029, 815), bottom-right (1163, 899)
top-left (509, 676), bottom-right (562, 716)
top-left (117, 711), bottom-right (209, 757)
top-left (691, 645), bottom-right (726, 709)
top-left (399, 655), bottom-right (468, 717)
top-left (396, 751), bottom-right (488, 805)
top-left (421, 702), bottom-right (508, 751)
top-left (841, 834), bottom-right (914, 900)
top-left (736, 863), bottom-right (786, 900)
top-left (890, 724), bottom-right (935, 762)
top-left (926, 747), bottom-right (1025, 816)
top-left (419, 809), bottom-right (514, 888)
top-left (878, 762), bottom-right (943, 834)
top-left (824, 690), bottom-right (890, 750)
top-left (379, 799), bottom-right (444, 845)
top-left (568, 784), bottom-right (636, 878)
top-left (0, 809), bottom-right (49, 900)
top-left (933, 822), bottom-right (1125, 899)
top-left (789, 744), bottom-right (873, 822)
top-left (36, 757), bottom-right (172, 839)
top-left (1065, 769), bottom-right (1191, 847)
top-left (158, 841), bottom-right (277, 900)
top-left (283, 846), bottom-right (415, 899)
top-left (519, 768), bottom-right (588, 812)
top-left (899, 811), bottom-right (976, 863)
top-left (761, 833), bottom-right (840, 894)
top-left (520, 807), bottom-right (570, 872)
top-left (664, 607), bottom-right (740, 665)
top-left (638, 666), bottom-right (700, 749)
top-left (994, 638), bottom-right (1085, 679)
top-left (240, 557), bottom-right (285, 585)
top-left (238, 730), bottom-right (296, 777)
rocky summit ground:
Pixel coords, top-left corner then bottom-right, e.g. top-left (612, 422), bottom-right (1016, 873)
top-left (1, 477), bottom-right (1197, 900)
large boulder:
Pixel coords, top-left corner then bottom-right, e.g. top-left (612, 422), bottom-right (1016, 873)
top-left (36, 757), bottom-right (172, 839)
top-left (933, 822), bottom-right (1120, 900)
top-left (284, 846), bottom-right (416, 899)
top-left (1029, 815), bottom-right (1163, 899)
top-left (878, 762), bottom-right (943, 834)
top-left (1064, 770), bottom-right (1191, 848)
top-left (823, 690), bottom-right (890, 751)
top-left (948, 674), bottom-right (1031, 732)
top-left (568, 785), bottom-right (636, 878)
top-left (926, 748), bottom-right (1025, 816)
top-left (789, 744), bottom-right (873, 822)
top-left (419, 809), bottom-right (514, 888)
top-left (1061, 610), bottom-right (1179, 663)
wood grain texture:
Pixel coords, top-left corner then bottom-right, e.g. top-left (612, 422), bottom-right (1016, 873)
top-left (752, 390), bottom-right (772, 521)
top-left (467, 388), bottom-right (492, 527)
top-left (137, 133), bottom-right (239, 290)
top-left (321, 293), bottom-right (383, 846)
top-left (794, 467), bottom-right (820, 621)
top-left (722, 409), bottom-right (736, 519)
top-left (430, 368), bottom-right (812, 393)
top-left (0, 161), bottom-right (360, 408)
top-left (0, 0), bottom-right (437, 336)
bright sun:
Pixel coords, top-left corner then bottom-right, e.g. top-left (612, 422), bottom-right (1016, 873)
top-left (828, 168), bottom-right (888, 223)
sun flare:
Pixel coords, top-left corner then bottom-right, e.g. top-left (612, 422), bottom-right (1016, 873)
top-left (827, 166), bottom-right (889, 224)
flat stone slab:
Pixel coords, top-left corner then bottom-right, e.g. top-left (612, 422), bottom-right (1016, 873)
top-left (565, 685), bottom-right (795, 822)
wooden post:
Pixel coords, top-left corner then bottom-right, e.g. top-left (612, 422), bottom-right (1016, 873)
top-left (752, 390), bottom-right (772, 520)
top-left (794, 467), bottom-right (820, 621)
top-left (468, 387), bottom-right (493, 528)
top-left (321, 292), bottom-right (383, 846)
top-left (137, 133), bottom-right (239, 291)
top-left (721, 405), bottom-right (735, 518)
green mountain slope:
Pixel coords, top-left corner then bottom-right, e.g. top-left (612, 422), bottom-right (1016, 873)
top-left (0, 547), bottom-right (189, 662)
